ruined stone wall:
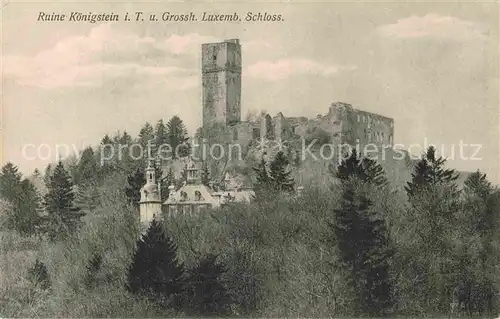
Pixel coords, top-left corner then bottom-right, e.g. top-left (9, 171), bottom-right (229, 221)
top-left (202, 40), bottom-right (241, 128)
top-left (342, 108), bottom-right (394, 148)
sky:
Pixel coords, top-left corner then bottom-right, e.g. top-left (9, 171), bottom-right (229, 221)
top-left (2, 0), bottom-right (499, 183)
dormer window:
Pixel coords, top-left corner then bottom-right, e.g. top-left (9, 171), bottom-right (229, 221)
top-left (194, 190), bottom-right (203, 201)
top-left (180, 191), bottom-right (188, 202)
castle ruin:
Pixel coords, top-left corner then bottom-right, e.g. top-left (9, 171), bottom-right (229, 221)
top-left (200, 39), bottom-right (396, 154)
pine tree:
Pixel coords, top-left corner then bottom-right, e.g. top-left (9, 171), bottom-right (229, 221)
top-left (460, 171), bottom-right (499, 315)
top-left (268, 151), bottom-right (295, 193)
top-left (138, 122), bottom-right (155, 149)
top-left (43, 164), bottom-right (52, 187)
top-left (405, 146), bottom-right (459, 198)
top-left (75, 147), bottom-right (99, 185)
top-left (28, 259), bottom-right (50, 290)
top-left (125, 168), bottom-right (145, 209)
top-left (154, 120), bottom-right (169, 160)
top-left (42, 161), bottom-right (84, 241)
top-left (182, 253), bottom-right (231, 316)
top-left (335, 149), bottom-right (387, 187)
top-left (127, 219), bottom-right (185, 308)
top-left (166, 116), bottom-right (189, 159)
top-left (252, 156), bottom-right (271, 197)
top-left (74, 182), bottom-right (100, 212)
top-left (99, 134), bottom-right (115, 176)
top-left (0, 162), bottom-right (22, 202)
top-left (0, 163), bottom-right (39, 235)
top-left (333, 179), bottom-right (394, 316)
top-left (201, 162), bottom-right (211, 187)
top-left (18, 179), bottom-right (41, 235)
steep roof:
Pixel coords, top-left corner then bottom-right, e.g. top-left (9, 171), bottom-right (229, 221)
top-left (163, 184), bottom-right (217, 206)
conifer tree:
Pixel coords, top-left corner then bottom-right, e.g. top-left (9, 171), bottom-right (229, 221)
top-left (154, 120), bottom-right (169, 159)
top-left (405, 146), bottom-right (459, 198)
top-left (127, 219), bottom-right (185, 309)
top-left (42, 161), bottom-right (84, 241)
top-left (201, 162), bottom-right (211, 187)
top-left (18, 179), bottom-right (41, 234)
top-left (43, 164), bottom-right (52, 187)
top-left (74, 182), bottom-right (100, 212)
top-left (333, 179), bottom-right (394, 316)
top-left (166, 116), bottom-right (189, 159)
top-left (125, 168), bottom-right (145, 208)
top-left (182, 253), bottom-right (231, 316)
top-left (99, 134), bottom-right (115, 176)
top-left (28, 259), bottom-right (50, 290)
top-left (0, 163), bottom-right (40, 235)
top-left (252, 156), bottom-right (271, 197)
top-left (75, 147), bottom-right (99, 185)
top-left (268, 151), bottom-right (295, 193)
top-left (335, 149), bottom-right (387, 187)
top-left (332, 151), bottom-right (394, 315)
top-left (459, 171), bottom-right (499, 315)
top-left (138, 122), bottom-right (155, 149)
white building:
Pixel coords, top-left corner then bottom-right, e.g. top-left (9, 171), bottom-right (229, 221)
top-left (139, 158), bottom-right (254, 226)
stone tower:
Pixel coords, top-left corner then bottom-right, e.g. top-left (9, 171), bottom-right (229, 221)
top-left (139, 160), bottom-right (162, 226)
top-left (202, 39), bottom-right (242, 128)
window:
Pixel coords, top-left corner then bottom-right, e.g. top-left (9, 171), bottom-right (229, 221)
top-left (194, 190), bottom-right (203, 201)
top-left (357, 114), bottom-right (360, 122)
top-left (233, 129), bottom-right (238, 140)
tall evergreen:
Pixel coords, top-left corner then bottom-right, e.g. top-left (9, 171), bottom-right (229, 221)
top-left (182, 253), bottom-right (231, 316)
top-left (201, 161), bottom-right (211, 187)
top-left (405, 146), bottom-right (459, 198)
top-left (268, 151), bottom-right (295, 193)
top-left (127, 219), bottom-right (185, 309)
top-left (252, 155), bottom-right (271, 196)
top-left (75, 147), bottom-right (99, 185)
top-left (459, 171), bottom-right (499, 315)
top-left (74, 182), bottom-right (100, 212)
top-left (42, 161), bottom-right (84, 241)
top-left (138, 122), bottom-right (155, 149)
top-left (166, 116), bottom-right (189, 159)
top-left (335, 149), bottom-right (387, 187)
top-left (99, 134), bottom-right (115, 176)
top-left (43, 164), bottom-right (52, 187)
top-left (154, 120), bottom-right (169, 160)
top-left (18, 179), bottom-right (41, 234)
top-left (0, 163), bottom-right (39, 235)
top-left (333, 179), bottom-right (394, 316)
top-left (332, 152), bottom-right (393, 315)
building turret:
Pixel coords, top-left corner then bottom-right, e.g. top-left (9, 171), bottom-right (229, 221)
top-left (139, 160), bottom-right (162, 226)
top-left (186, 158), bottom-right (201, 184)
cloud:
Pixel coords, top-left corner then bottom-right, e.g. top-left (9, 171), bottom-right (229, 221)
top-left (4, 24), bottom-right (213, 89)
top-left (377, 13), bottom-right (487, 41)
top-left (245, 58), bottom-right (357, 81)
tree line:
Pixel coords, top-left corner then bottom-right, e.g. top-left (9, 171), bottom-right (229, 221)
top-left (1, 126), bottom-right (499, 317)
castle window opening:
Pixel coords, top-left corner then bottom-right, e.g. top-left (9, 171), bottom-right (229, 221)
top-left (357, 114), bottom-right (360, 122)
